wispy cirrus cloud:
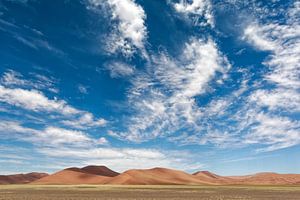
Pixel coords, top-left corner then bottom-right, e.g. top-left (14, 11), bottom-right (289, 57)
top-left (0, 17), bottom-right (64, 56)
top-left (1, 69), bottom-right (59, 93)
top-left (243, 114), bottom-right (300, 152)
top-left (239, 2), bottom-right (300, 151)
top-left (110, 37), bottom-right (230, 142)
top-left (168, 1), bottom-right (300, 152)
top-left (85, 0), bottom-right (300, 154)
top-left (105, 61), bottom-right (135, 78)
top-left (173, 1), bottom-right (299, 152)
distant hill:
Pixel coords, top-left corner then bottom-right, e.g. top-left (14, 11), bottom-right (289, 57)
top-left (1, 166), bottom-right (300, 185)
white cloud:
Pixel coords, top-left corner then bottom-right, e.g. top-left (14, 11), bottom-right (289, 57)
top-left (0, 121), bottom-right (94, 147)
top-left (245, 3), bottom-right (300, 110)
top-left (39, 147), bottom-right (153, 159)
top-left (0, 120), bottom-right (33, 134)
top-left (1, 70), bottom-right (59, 93)
top-left (239, 2), bottom-right (300, 151)
top-left (89, 0), bottom-right (147, 56)
top-left (62, 113), bottom-right (107, 130)
top-left (0, 85), bottom-right (79, 115)
top-left (106, 61), bottom-right (135, 78)
top-left (97, 137), bottom-right (109, 145)
top-left (249, 89), bottom-right (300, 112)
top-left (0, 84), bottom-right (107, 129)
top-left (1, 70), bottom-right (27, 86)
top-left (243, 3), bottom-right (300, 90)
top-left (236, 3), bottom-right (300, 150)
top-left (244, 114), bottom-right (300, 152)
top-left (172, 0), bottom-right (214, 27)
top-left (13, 34), bottom-right (64, 55)
top-left (39, 127), bottom-right (93, 146)
top-left (243, 24), bottom-right (277, 51)
top-left (112, 38), bottom-right (230, 141)
top-left (166, 77), bottom-right (250, 148)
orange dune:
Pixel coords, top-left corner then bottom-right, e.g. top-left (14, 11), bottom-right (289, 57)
top-left (107, 168), bottom-right (214, 185)
top-left (193, 171), bottom-right (232, 184)
top-left (32, 168), bottom-right (110, 185)
top-left (2, 166), bottom-right (300, 185)
top-left (193, 171), bottom-right (223, 179)
top-left (81, 165), bottom-right (119, 177)
top-left (0, 172), bottom-right (48, 184)
top-left (228, 172), bottom-right (300, 185)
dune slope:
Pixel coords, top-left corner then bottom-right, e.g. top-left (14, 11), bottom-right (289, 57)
top-left (107, 168), bottom-right (213, 185)
top-left (32, 168), bottom-right (110, 185)
top-left (228, 172), bottom-right (300, 185)
top-left (0, 172), bottom-right (48, 184)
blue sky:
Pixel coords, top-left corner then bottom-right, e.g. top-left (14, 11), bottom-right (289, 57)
top-left (0, 0), bottom-right (299, 175)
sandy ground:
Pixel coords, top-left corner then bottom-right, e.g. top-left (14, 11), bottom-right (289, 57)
top-left (0, 185), bottom-right (300, 200)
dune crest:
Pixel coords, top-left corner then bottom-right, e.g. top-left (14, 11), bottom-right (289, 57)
top-left (81, 165), bottom-right (119, 177)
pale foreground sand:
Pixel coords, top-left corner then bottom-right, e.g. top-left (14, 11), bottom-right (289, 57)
top-left (1, 185), bottom-right (300, 200)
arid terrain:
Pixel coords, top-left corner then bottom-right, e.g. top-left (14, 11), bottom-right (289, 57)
top-left (1, 166), bottom-right (300, 199)
top-left (1, 185), bottom-right (300, 200)
top-left (0, 173), bottom-right (48, 184)
top-left (1, 165), bottom-right (300, 186)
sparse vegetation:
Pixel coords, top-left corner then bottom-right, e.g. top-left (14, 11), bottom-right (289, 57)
top-left (1, 185), bottom-right (300, 200)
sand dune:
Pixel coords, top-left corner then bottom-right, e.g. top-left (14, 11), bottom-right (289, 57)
top-left (193, 171), bottom-right (300, 185)
top-left (193, 171), bottom-right (223, 179)
top-left (0, 172), bottom-right (48, 184)
top-left (193, 171), bottom-right (232, 184)
top-left (228, 172), bottom-right (300, 185)
top-left (2, 166), bottom-right (300, 185)
top-left (81, 165), bottom-right (119, 177)
top-left (32, 168), bottom-right (110, 185)
top-left (107, 167), bottom-right (212, 185)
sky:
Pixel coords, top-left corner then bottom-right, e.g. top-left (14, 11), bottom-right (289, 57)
top-left (0, 0), bottom-right (299, 176)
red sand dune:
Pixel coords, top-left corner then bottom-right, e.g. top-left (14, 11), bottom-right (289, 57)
top-left (2, 166), bottom-right (300, 185)
top-left (193, 171), bottom-right (232, 184)
top-left (107, 167), bottom-right (213, 185)
top-left (193, 171), bottom-right (223, 179)
top-left (0, 172), bottom-right (48, 184)
top-left (193, 171), bottom-right (300, 185)
top-left (32, 168), bottom-right (110, 185)
top-left (228, 172), bottom-right (300, 185)
top-left (81, 165), bottom-right (119, 177)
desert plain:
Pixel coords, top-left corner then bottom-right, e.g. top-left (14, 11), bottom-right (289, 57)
top-left (1, 184), bottom-right (300, 200)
